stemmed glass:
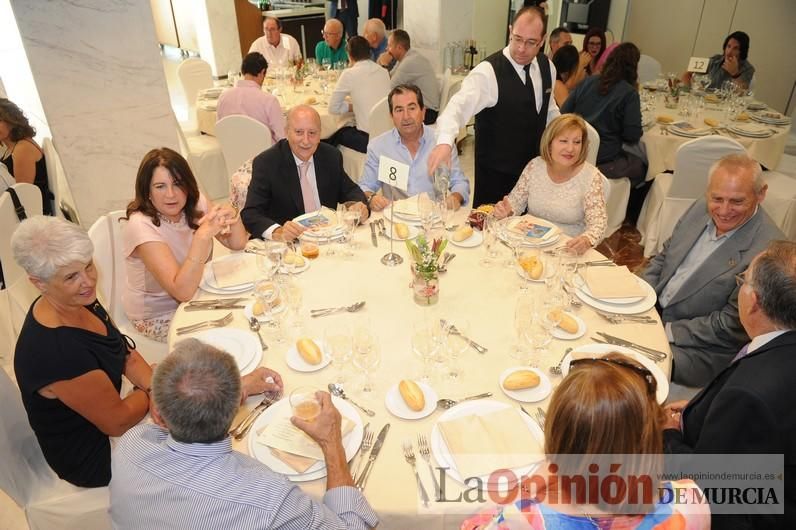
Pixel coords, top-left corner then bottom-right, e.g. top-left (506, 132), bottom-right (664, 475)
top-left (411, 320), bottom-right (445, 383)
top-left (283, 278), bottom-right (303, 330)
top-left (264, 241), bottom-right (288, 279)
top-left (417, 192), bottom-right (437, 234)
top-left (352, 325), bottom-right (380, 393)
top-left (511, 296), bottom-right (534, 364)
top-left (325, 324), bottom-right (352, 385)
top-left (513, 246), bottom-right (540, 291)
top-left (341, 204), bottom-right (361, 255)
top-left (480, 214), bottom-right (498, 267)
top-left (432, 164), bottom-right (451, 202)
top-left (443, 318), bottom-right (470, 380)
top-left (557, 247), bottom-right (580, 289)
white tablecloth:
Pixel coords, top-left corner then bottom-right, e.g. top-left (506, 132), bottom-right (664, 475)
top-left (167, 209), bottom-right (671, 529)
top-left (641, 98), bottom-right (790, 179)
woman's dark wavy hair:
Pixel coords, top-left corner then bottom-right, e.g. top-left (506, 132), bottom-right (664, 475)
top-left (125, 147), bottom-right (203, 229)
top-left (0, 99), bottom-right (36, 142)
top-left (553, 44), bottom-right (580, 82)
top-left (724, 31), bottom-right (750, 61)
top-left (598, 42), bottom-right (640, 96)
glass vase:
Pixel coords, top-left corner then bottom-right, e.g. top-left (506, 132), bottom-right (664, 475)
top-left (411, 266), bottom-right (440, 306)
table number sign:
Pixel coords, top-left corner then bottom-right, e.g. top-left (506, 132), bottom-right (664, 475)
top-left (378, 155), bottom-right (409, 192)
top-left (687, 57), bottom-right (710, 73)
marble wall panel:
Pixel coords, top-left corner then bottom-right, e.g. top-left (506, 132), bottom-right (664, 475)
top-left (10, 0), bottom-right (178, 226)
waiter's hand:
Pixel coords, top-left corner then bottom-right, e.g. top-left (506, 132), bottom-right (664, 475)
top-left (427, 144), bottom-right (453, 177)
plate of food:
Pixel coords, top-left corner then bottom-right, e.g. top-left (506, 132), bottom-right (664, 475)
top-left (285, 338), bottom-right (332, 372)
top-left (448, 225), bottom-right (483, 248)
top-left (498, 367), bottom-right (552, 403)
top-left (385, 380), bottom-right (438, 420)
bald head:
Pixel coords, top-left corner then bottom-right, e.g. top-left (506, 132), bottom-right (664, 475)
top-left (363, 18), bottom-right (386, 48)
top-left (286, 105), bottom-right (322, 161)
top-left (706, 154), bottom-right (767, 236)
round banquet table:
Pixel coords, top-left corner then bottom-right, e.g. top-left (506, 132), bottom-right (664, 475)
top-left (641, 95), bottom-right (791, 180)
top-left (167, 209), bottom-right (672, 529)
top-left (196, 76), bottom-right (352, 139)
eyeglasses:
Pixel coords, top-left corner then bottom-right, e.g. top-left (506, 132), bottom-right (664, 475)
top-left (569, 357), bottom-right (657, 395)
top-left (322, 30), bottom-right (341, 37)
top-left (510, 34), bottom-right (541, 49)
top-left (735, 271), bottom-right (747, 288)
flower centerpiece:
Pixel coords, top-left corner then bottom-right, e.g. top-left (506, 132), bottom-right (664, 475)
top-left (665, 75), bottom-right (682, 109)
top-left (406, 234), bottom-right (447, 305)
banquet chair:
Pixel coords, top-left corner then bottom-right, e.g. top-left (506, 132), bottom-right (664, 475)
top-left (0, 184), bottom-right (43, 363)
top-left (637, 55), bottom-right (662, 85)
top-left (584, 122), bottom-right (630, 238)
top-left (0, 369), bottom-right (111, 530)
top-left (338, 97), bottom-right (392, 182)
top-left (87, 211), bottom-right (168, 365)
top-left (759, 171), bottom-right (796, 240)
top-left (637, 136), bottom-right (746, 257)
top-left (176, 58), bottom-right (213, 134)
top-left (41, 137), bottom-right (80, 224)
top-left (215, 115), bottom-right (272, 178)
top-left (176, 124), bottom-right (228, 202)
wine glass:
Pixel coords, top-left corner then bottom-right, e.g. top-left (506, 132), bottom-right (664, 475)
top-left (283, 278), bottom-right (303, 325)
top-left (443, 318), bottom-right (470, 380)
top-left (480, 214), bottom-right (498, 267)
top-left (342, 205), bottom-right (360, 255)
top-left (511, 296), bottom-right (534, 364)
top-left (514, 246), bottom-right (540, 292)
top-left (432, 164), bottom-right (451, 202)
top-left (255, 250), bottom-right (278, 280)
top-left (557, 247), bottom-right (580, 288)
top-left (411, 320), bottom-right (444, 383)
top-left (264, 241), bottom-right (288, 277)
top-left (417, 192), bottom-right (437, 233)
top-left (352, 328), bottom-right (380, 393)
top-left (325, 324), bottom-right (352, 385)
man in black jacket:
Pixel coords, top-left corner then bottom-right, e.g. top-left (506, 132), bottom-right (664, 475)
top-left (664, 240), bottom-right (796, 529)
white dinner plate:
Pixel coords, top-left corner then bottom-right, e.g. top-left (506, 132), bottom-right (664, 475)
top-left (751, 112), bottom-right (791, 125)
top-left (383, 203), bottom-right (441, 224)
top-left (285, 338), bottom-right (332, 372)
top-left (248, 396), bottom-right (363, 482)
top-left (550, 311), bottom-right (586, 340)
top-left (278, 257), bottom-right (311, 274)
top-left (191, 328), bottom-right (261, 376)
top-left (498, 367), bottom-right (552, 403)
top-left (728, 124), bottom-right (774, 138)
top-left (293, 210), bottom-right (344, 237)
top-left (243, 299), bottom-right (286, 323)
top-left (574, 277), bottom-right (657, 315)
top-left (449, 229), bottom-right (483, 248)
top-left (430, 399), bottom-right (544, 484)
top-left (562, 344), bottom-right (669, 404)
top-left (200, 254), bottom-right (256, 294)
top-left (573, 274), bottom-right (645, 305)
top-left (384, 381), bottom-right (438, 420)
top-left (746, 101), bottom-right (766, 111)
top-left (667, 125), bottom-right (712, 138)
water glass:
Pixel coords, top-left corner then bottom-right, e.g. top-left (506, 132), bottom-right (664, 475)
top-left (352, 335), bottom-right (380, 393)
top-left (557, 247), bottom-right (580, 287)
top-left (411, 320), bottom-right (445, 383)
top-left (325, 325), bottom-right (352, 384)
top-left (290, 387), bottom-right (321, 421)
top-left (443, 318), bottom-right (470, 380)
top-left (480, 215), bottom-right (498, 267)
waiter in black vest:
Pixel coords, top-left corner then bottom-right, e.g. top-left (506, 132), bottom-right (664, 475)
top-left (428, 6), bottom-right (559, 207)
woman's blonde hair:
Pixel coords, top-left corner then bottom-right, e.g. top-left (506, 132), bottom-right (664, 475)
top-left (539, 113), bottom-right (590, 168)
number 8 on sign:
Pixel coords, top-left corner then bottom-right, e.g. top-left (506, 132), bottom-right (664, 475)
top-left (377, 155), bottom-right (410, 192)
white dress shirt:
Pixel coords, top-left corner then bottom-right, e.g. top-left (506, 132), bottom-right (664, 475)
top-left (435, 46), bottom-right (560, 147)
top-left (249, 33), bottom-right (302, 67)
top-left (328, 60), bottom-right (391, 133)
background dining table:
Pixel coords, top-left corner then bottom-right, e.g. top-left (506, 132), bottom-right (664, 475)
top-left (167, 208), bottom-right (672, 529)
top-left (641, 93), bottom-right (791, 180)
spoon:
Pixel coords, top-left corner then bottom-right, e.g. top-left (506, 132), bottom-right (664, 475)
top-left (328, 383), bottom-right (376, 417)
top-left (248, 317), bottom-right (268, 350)
top-left (436, 392), bottom-right (492, 410)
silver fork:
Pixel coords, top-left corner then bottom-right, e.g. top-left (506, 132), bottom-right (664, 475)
top-left (533, 407), bottom-right (546, 430)
top-left (310, 301), bottom-right (366, 317)
top-left (403, 441), bottom-right (430, 507)
top-left (417, 434), bottom-right (440, 501)
top-left (596, 312), bottom-right (656, 325)
top-left (351, 428), bottom-right (374, 480)
top-left (549, 347), bottom-right (573, 376)
top-left (229, 390), bottom-right (283, 440)
top-left (175, 312), bottom-right (234, 335)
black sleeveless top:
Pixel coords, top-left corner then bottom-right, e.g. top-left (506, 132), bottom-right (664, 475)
top-left (14, 300), bottom-right (127, 487)
top-left (472, 52), bottom-right (552, 206)
top-left (2, 139), bottom-right (54, 215)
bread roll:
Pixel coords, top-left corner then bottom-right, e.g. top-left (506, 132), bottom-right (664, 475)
top-left (284, 252), bottom-right (306, 267)
top-left (303, 96), bottom-right (317, 105)
top-left (452, 225), bottom-right (473, 242)
top-left (476, 204), bottom-right (495, 214)
top-left (393, 223), bottom-right (410, 239)
top-left (252, 300), bottom-right (265, 316)
top-left (399, 380), bottom-right (425, 411)
top-left (704, 117), bottom-right (719, 128)
top-left (656, 115), bottom-right (674, 124)
top-left (296, 338), bottom-right (323, 365)
top-left (503, 370), bottom-right (541, 391)
top-left (519, 256), bottom-right (543, 280)
top-left (549, 309), bottom-right (579, 334)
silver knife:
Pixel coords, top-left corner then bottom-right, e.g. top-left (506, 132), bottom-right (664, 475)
top-left (230, 392), bottom-right (282, 440)
top-left (355, 423), bottom-right (390, 491)
top-left (185, 304), bottom-right (245, 311)
top-left (370, 221), bottom-right (378, 248)
top-left (187, 298), bottom-right (246, 306)
top-left (595, 332), bottom-right (668, 361)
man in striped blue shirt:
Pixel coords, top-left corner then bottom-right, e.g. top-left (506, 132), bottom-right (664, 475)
top-left (110, 339), bottom-right (378, 529)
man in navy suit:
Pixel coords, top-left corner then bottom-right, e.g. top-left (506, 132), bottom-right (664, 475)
top-left (241, 105), bottom-right (368, 241)
top-left (664, 240), bottom-right (796, 529)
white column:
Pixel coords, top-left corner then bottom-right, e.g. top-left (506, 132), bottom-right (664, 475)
top-left (195, 0), bottom-right (243, 78)
top-left (9, 0), bottom-right (178, 226)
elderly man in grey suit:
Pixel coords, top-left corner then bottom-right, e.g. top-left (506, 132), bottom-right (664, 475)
top-left (642, 153), bottom-right (784, 387)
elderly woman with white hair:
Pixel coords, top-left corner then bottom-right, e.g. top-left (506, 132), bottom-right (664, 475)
top-left (11, 215), bottom-right (152, 488)
top-left (11, 216), bottom-right (283, 488)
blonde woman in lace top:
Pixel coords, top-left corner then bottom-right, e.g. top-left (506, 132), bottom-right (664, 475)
top-left (493, 114), bottom-right (607, 254)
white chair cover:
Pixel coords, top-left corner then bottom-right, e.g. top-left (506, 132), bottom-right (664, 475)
top-left (760, 171), bottom-right (796, 240)
top-left (87, 211), bottom-right (168, 365)
top-left (176, 58), bottom-right (213, 132)
top-left (638, 54), bottom-right (662, 85)
top-left (176, 125), bottom-right (227, 202)
top-left (584, 121), bottom-right (629, 238)
top-left (0, 369), bottom-right (111, 530)
top-left (41, 138), bottom-right (80, 224)
top-left (368, 96), bottom-right (392, 139)
top-left (0, 184), bottom-right (43, 363)
top-left (339, 145), bottom-right (366, 183)
top-left (637, 136), bottom-right (746, 257)
top-left (215, 115), bottom-right (272, 178)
